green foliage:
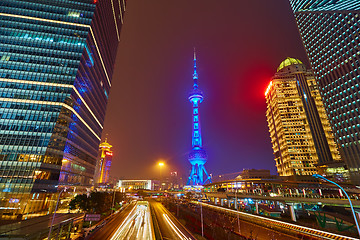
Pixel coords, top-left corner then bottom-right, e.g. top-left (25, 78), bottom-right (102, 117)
top-left (185, 191), bottom-right (193, 199)
top-left (69, 191), bottom-right (126, 213)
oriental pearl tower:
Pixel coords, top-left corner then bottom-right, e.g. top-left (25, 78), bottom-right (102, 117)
top-left (186, 50), bottom-right (212, 186)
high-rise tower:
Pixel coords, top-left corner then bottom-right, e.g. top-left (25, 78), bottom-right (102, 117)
top-left (0, 0), bottom-right (125, 217)
top-left (95, 139), bottom-right (113, 186)
top-left (288, 1), bottom-right (360, 184)
top-left (186, 51), bottom-right (211, 186)
top-left (265, 58), bottom-right (346, 180)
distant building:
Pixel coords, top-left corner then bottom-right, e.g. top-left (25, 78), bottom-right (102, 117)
top-left (212, 172), bottom-right (242, 182)
top-left (288, 1), bottom-right (360, 184)
top-left (163, 171), bottom-right (184, 190)
top-left (236, 169), bottom-right (272, 180)
top-left (95, 139), bottom-right (113, 186)
top-left (118, 180), bottom-right (159, 191)
top-left (265, 58), bottom-right (346, 180)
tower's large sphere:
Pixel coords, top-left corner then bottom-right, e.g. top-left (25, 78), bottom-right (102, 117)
top-left (188, 149), bottom-right (207, 165)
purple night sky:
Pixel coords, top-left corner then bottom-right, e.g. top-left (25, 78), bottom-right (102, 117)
top-left (103, 0), bottom-right (309, 180)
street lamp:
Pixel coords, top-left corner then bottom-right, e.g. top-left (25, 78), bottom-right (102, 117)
top-left (158, 162), bottom-right (164, 191)
top-left (48, 183), bottom-right (79, 240)
top-left (235, 183), bottom-right (241, 235)
top-left (198, 199), bottom-right (204, 237)
top-left (312, 174), bottom-right (360, 237)
top-left (48, 187), bottom-right (67, 240)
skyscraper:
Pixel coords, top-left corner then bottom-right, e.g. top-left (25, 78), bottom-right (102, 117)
top-left (0, 0), bottom-right (125, 217)
top-left (95, 138), bottom-right (113, 186)
top-left (265, 58), bottom-right (344, 179)
top-left (288, 1), bottom-right (360, 184)
top-left (186, 51), bottom-right (211, 186)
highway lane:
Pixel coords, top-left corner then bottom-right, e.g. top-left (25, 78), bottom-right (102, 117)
top-left (88, 202), bottom-right (136, 240)
top-left (150, 200), bottom-right (195, 240)
top-left (109, 201), bottom-right (154, 240)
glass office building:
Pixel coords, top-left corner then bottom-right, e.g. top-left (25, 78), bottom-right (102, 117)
top-left (288, 0), bottom-right (360, 184)
top-left (265, 58), bottom-right (344, 180)
top-left (0, 0), bottom-right (125, 217)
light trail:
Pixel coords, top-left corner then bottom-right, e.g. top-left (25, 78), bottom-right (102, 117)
top-left (196, 202), bottom-right (358, 240)
top-left (110, 202), bottom-right (154, 240)
top-left (163, 213), bottom-right (192, 240)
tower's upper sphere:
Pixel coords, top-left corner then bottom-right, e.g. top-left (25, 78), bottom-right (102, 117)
top-left (189, 88), bottom-right (203, 104)
top-left (277, 57), bottom-right (304, 72)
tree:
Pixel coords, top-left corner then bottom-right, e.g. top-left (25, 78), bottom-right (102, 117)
top-left (69, 191), bottom-right (126, 213)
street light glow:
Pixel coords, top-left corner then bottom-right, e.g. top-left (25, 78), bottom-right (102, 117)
top-left (158, 162), bottom-right (164, 167)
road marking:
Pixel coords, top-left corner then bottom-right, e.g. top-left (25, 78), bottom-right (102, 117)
top-left (163, 213), bottom-right (191, 240)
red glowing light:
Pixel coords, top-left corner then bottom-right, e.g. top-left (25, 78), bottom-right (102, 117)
top-left (106, 152), bottom-right (113, 156)
top-left (264, 81), bottom-right (273, 97)
top-left (94, 0), bottom-right (98, 3)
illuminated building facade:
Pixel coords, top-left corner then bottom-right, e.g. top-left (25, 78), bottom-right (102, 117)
top-left (265, 58), bottom-right (343, 178)
top-left (186, 51), bottom-right (211, 186)
top-left (288, 1), bottom-right (360, 184)
top-left (0, 0), bottom-right (125, 217)
top-left (95, 139), bottom-right (113, 186)
top-left (118, 180), bottom-right (159, 191)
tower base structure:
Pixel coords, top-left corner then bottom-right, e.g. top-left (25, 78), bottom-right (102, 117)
top-left (186, 149), bottom-right (212, 186)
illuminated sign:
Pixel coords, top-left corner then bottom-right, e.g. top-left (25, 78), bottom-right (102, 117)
top-left (106, 152), bottom-right (113, 156)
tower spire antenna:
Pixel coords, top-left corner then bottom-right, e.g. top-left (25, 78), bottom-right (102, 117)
top-left (193, 48), bottom-right (198, 89)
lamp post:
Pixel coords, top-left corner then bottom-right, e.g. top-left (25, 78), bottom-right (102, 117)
top-left (312, 174), bottom-right (360, 237)
top-left (235, 183), bottom-right (241, 235)
top-left (158, 162), bottom-right (164, 191)
top-left (198, 199), bottom-right (204, 237)
top-left (48, 187), bottom-right (67, 240)
top-left (111, 189), bottom-right (116, 214)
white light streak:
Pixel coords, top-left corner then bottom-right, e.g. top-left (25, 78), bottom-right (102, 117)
top-left (0, 78), bottom-right (72, 88)
top-left (118, 0), bottom-right (124, 24)
top-left (72, 88), bottom-right (103, 129)
top-left (90, 28), bottom-right (112, 87)
top-left (163, 213), bottom-right (191, 240)
top-left (110, 202), bottom-right (153, 240)
top-left (0, 98), bottom-right (101, 141)
top-left (122, 0), bottom-right (126, 11)
top-left (0, 13), bottom-right (90, 28)
top-left (0, 78), bottom-right (103, 129)
top-left (1, 13), bottom-right (112, 88)
top-left (111, 0), bottom-right (121, 41)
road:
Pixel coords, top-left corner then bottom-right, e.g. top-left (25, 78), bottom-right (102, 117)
top-left (88, 202), bottom-right (136, 240)
top-left (150, 200), bottom-right (195, 240)
top-left (109, 201), bottom-right (154, 240)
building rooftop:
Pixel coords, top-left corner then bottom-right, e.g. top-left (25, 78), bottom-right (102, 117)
top-left (277, 57), bottom-right (303, 72)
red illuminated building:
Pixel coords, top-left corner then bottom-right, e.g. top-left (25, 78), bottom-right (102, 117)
top-left (95, 139), bottom-right (113, 186)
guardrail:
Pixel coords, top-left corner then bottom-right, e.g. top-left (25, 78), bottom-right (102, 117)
top-left (193, 201), bottom-right (359, 240)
